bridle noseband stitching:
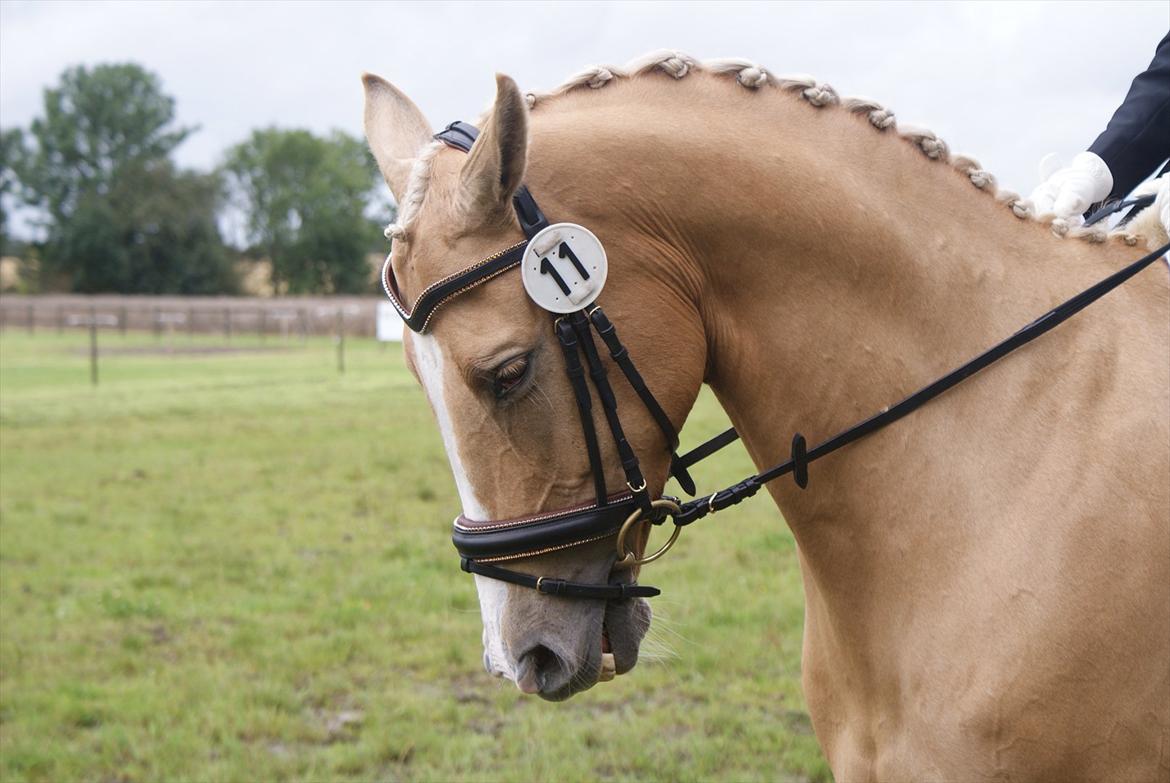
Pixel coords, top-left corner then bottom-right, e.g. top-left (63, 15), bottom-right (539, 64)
top-left (385, 118), bottom-right (1170, 602)
top-left (454, 491), bottom-right (634, 532)
top-left (476, 531), bottom-right (621, 564)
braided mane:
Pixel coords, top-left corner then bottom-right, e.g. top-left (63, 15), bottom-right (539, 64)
top-left (386, 50), bottom-right (1147, 249)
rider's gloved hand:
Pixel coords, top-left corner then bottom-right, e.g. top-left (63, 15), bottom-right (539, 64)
top-left (1154, 174), bottom-right (1170, 239)
top-left (1029, 151), bottom-right (1114, 227)
top-left (1121, 173), bottom-right (1170, 252)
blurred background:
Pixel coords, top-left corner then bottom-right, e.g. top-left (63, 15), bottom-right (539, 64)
top-left (0, 2), bottom-right (1166, 782)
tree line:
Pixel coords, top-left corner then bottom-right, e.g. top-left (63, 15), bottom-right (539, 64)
top-left (0, 63), bottom-right (393, 295)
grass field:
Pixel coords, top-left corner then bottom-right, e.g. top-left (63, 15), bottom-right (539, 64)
top-left (0, 329), bottom-right (830, 782)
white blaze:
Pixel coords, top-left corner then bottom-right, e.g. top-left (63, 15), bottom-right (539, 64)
top-left (411, 334), bottom-right (488, 520)
top-left (474, 575), bottom-right (512, 679)
top-left (411, 333), bottom-right (514, 679)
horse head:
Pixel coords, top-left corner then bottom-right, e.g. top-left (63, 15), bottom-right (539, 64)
top-left (362, 72), bottom-right (705, 700)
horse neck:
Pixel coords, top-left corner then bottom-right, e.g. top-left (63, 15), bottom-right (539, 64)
top-left (526, 73), bottom-right (1163, 568)
top-left (697, 152), bottom-right (1152, 530)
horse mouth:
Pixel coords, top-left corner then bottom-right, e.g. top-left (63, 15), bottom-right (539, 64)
top-left (552, 566), bottom-right (653, 698)
top-left (602, 595), bottom-right (652, 678)
top-left (532, 599), bottom-right (649, 701)
top-left (600, 624), bottom-right (616, 681)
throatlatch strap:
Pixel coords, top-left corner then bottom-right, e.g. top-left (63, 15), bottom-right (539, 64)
top-left (462, 558), bottom-right (660, 599)
top-left (555, 319), bottom-right (608, 506)
top-left (675, 427), bottom-right (740, 471)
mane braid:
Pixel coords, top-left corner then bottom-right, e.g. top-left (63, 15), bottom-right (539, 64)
top-left (386, 50), bottom-right (1150, 248)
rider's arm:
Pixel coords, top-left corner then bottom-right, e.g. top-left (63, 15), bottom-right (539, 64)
top-left (1087, 30), bottom-right (1170, 202)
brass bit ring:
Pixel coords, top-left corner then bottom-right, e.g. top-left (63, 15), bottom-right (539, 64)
top-left (613, 498), bottom-right (683, 570)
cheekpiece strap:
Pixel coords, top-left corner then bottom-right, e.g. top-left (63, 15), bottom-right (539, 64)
top-left (587, 307), bottom-right (696, 495)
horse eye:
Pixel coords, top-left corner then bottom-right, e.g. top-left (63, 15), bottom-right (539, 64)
top-left (491, 354), bottom-right (531, 399)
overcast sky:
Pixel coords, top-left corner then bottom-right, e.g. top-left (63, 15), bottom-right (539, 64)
top-left (1, 0), bottom-right (1167, 212)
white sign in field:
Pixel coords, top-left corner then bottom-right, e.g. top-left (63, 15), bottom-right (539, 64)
top-left (376, 301), bottom-right (405, 342)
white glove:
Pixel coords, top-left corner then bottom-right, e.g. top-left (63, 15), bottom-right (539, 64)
top-left (1154, 174), bottom-right (1169, 240)
top-left (1124, 174), bottom-right (1169, 260)
top-left (1029, 151), bottom-right (1114, 227)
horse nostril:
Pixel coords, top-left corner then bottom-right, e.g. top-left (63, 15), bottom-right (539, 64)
top-left (514, 644), bottom-right (562, 695)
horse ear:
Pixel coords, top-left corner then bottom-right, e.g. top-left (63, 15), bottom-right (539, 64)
top-left (459, 74), bottom-right (528, 225)
top-left (362, 73), bottom-right (433, 202)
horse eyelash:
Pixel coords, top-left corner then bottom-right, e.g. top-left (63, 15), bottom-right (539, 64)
top-left (492, 353), bottom-right (532, 399)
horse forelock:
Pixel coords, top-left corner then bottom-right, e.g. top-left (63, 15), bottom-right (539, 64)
top-left (384, 139), bottom-right (445, 241)
top-left (383, 50), bottom-right (1154, 250)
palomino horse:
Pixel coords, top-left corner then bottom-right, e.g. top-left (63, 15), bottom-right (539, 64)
top-left (364, 52), bottom-right (1169, 781)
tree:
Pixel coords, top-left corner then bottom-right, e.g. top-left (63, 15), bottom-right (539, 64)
top-left (0, 128), bottom-right (24, 255)
top-left (223, 128), bottom-right (385, 294)
top-left (47, 162), bottom-right (238, 294)
top-left (15, 62), bottom-right (236, 293)
top-left (21, 64), bottom-right (191, 224)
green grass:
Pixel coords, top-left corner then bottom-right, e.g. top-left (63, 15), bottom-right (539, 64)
top-left (0, 329), bottom-right (829, 782)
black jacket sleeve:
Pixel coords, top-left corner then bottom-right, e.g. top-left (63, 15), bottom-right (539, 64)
top-left (1088, 30), bottom-right (1170, 201)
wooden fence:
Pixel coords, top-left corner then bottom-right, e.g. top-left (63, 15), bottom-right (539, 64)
top-left (0, 295), bottom-right (385, 338)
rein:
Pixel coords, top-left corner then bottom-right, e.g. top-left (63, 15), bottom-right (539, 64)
top-left (384, 119), bottom-right (1170, 602)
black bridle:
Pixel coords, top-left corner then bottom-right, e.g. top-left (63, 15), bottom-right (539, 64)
top-left (384, 119), bottom-right (1170, 602)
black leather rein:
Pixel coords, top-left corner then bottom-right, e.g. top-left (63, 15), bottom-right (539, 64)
top-left (385, 119), bottom-right (1170, 602)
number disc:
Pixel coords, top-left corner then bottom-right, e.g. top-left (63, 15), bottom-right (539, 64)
top-left (520, 223), bottom-right (608, 313)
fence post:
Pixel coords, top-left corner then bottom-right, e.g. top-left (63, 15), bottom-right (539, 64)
top-left (336, 309), bottom-right (345, 375)
top-left (188, 307), bottom-right (195, 338)
top-left (27, 303), bottom-right (34, 334)
top-left (259, 308), bottom-right (266, 342)
top-left (224, 308), bottom-right (232, 340)
top-left (57, 305), bottom-right (64, 334)
top-left (89, 307), bottom-right (99, 387)
top-left (119, 306), bottom-right (127, 336)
